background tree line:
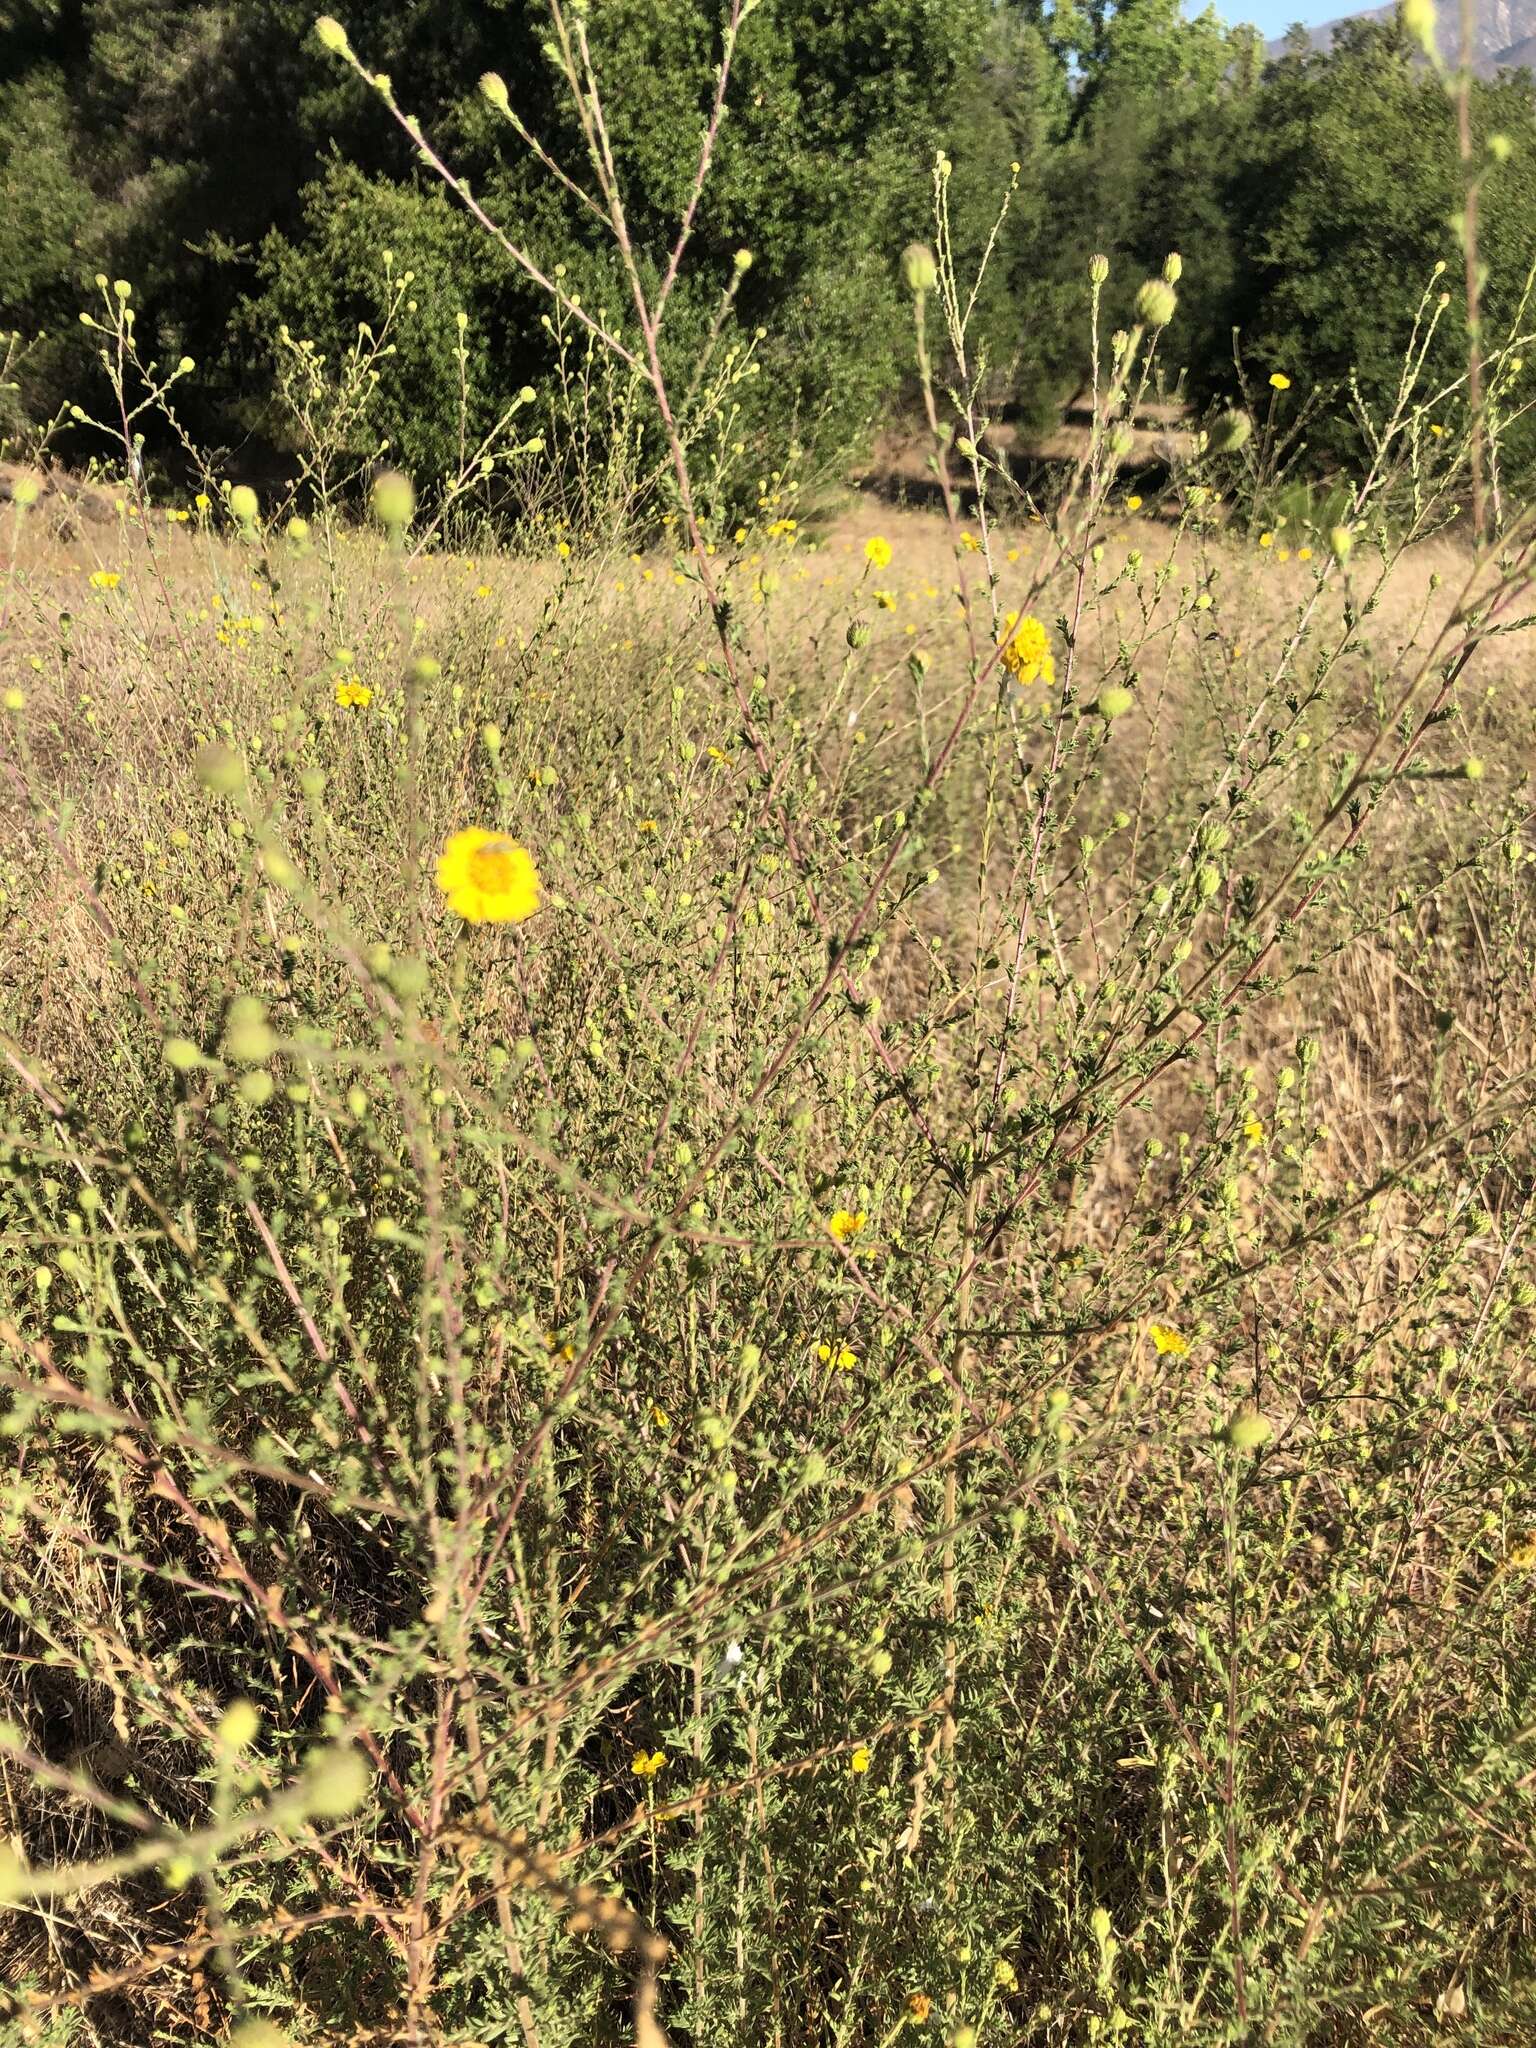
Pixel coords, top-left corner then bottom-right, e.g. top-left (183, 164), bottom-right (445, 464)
top-left (3, 0), bottom-right (1536, 498)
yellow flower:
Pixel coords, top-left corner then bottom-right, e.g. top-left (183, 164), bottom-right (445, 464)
top-left (475, 583), bottom-right (493, 598)
top-left (1243, 1116), bottom-right (1265, 1148)
top-left (1297, 546), bottom-right (1313, 561)
top-left (1269, 371), bottom-right (1291, 390)
top-left (1149, 1322), bottom-right (1191, 1357)
top-left (906, 1993), bottom-right (933, 2023)
top-left (647, 1402), bottom-right (671, 1431)
top-left (994, 1958), bottom-right (1018, 1991)
top-left (1508, 1534), bottom-right (1536, 1569)
top-left (816, 1342), bottom-right (858, 1372)
top-left (194, 492), bottom-right (211, 512)
top-left (826, 1208), bottom-right (867, 1244)
top-left (89, 570), bottom-right (122, 590)
top-left (1429, 422), bottom-right (1446, 438)
top-left (864, 535), bottom-right (893, 569)
top-left (436, 828), bottom-right (541, 925)
top-left (334, 678), bottom-right (373, 708)
top-left (1000, 612), bottom-right (1055, 689)
top-left (557, 539), bottom-right (571, 557)
top-left (631, 1750), bottom-right (667, 1779)
top-left (1125, 494), bottom-right (1143, 512)
top-left (637, 818), bottom-right (658, 833)
top-left (874, 588), bottom-right (897, 610)
top-left (959, 531), bottom-right (981, 552)
top-left (1258, 531), bottom-right (1275, 549)
top-left (849, 1745), bottom-right (872, 1774)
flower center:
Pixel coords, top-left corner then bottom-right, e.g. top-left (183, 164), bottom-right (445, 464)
top-left (467, 840), bottom-right (518, 893)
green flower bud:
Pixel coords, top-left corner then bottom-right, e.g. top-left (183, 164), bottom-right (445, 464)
top-left (847, 618), bottom-right (872, 649)
top-left (1097, 684), bottom-right (1135, 720)
top-left (1329, 524), bottom-right (1353, 563)
top-left (1225, 1410), bottom-right (1273, 1451)
top-left (12, 474), bottom-right (41, 507)
top-left (1209, 408), bottom-right (1252, 453)
top-left (370, 468), bottom-right (415, 532)
top-left (228, 484), bottom-right (260, 528)
top-left (1089, 252), bottom-right (1110, 284)
top-left (479, 70), bottom-right (510, 112)
top-left (315, 16), bottom-right (351, 56)
top-left (232, 2026), bottom-right (294, 2048)
top-left (225, 996), bottom-right (277, 1065)
top-left (218, 1700), bottom-right (260, 1751)
top-left (163, 1037), bottom-right (203, 1073)
top-left (1162, 251), bottom-right (1183, 284)
top-left (238, 1070), bottom-right (276, 1107)
top-left (734, 248), bottom-right (754, 272)
top-left (286, 515), bottom-right (310, 544)
top-left (1401, 0), bottom-right (1437, 58)
top-left (302, 1744), bottom-right (370, 1820)
top-left (901, 243), bottom-right (939, 294)
top-left (1135, 279), bottom-right (1178, 328)
top-left (1463, 755), bottom-right (1486, 781)
top-left (195, 741), bottom-right (245, 795)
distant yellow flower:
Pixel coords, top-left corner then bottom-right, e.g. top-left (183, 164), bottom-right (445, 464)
top-left (436, 828), bottom-right (541, 925)
top-left (864, 535), bottom-right (893, 569)
top-left (826, 1208), bottom-right (867, 1244)
top-left (637, 818), bottom-right (658, 833)
top-left (959, 531), bottom-right (981, 552)
top-left (817, 1342), bottom-right (858, 1372)
top-left (632, 1750), bottom-right (667, 1778)
top-left (194, 492), bottom-right (211, 512)
top-left (849, 1745), bottom-right (872, 1773)
top-left (334, 677), bottom-right (373, 708)
top-left (1429, 423), bottom-right (1446, 438)
top-left (557, 539), bottom-right (572, 557)
top-left (906, 1993), bottom-right (933, 2023)
top-left (1243, 1116), bottom-right (1265, 1148)
top-left (89, 570), bottom-right (121, 590)
top-left (1125, 494), bottom-right (1143, 512)
top-left (474, 583), bottom-right (493, 598)
top-left (1508, 1534), bottom-right (1536, 1569)
top-left (706, 745), bottom-right (733, 766)
top-left (1269, 371), bottom-right (1291, 390)
top-left (1149, 1322), bottom-right (1191, 1357)
top-left (1297, 546), bottom-right (1313, 561)
top-left (994, 1958), bottom-right (1018, 1991)
top-left (1000, 612), bottom-right (1055, 689)
top-left (647, 1402), bottom-right (671, 1431)
top-left (1258, 531), bottom-right (1275, 549)
top-left (874, 588), bottom-right (897, 610)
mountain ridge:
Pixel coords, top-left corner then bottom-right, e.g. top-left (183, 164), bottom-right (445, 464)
top-left (1267, 0), bottom-right (1536, 73)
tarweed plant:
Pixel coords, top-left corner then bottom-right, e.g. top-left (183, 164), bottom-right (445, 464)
top-left (3, 5), bottom-right (1536, 2046)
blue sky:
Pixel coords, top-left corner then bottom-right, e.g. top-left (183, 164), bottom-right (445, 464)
top-left (1222, 0), bottom-right (1348, 38)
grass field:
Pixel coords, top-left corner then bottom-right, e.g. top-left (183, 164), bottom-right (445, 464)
top-left (4, 456), bottom-right (1536, 2048)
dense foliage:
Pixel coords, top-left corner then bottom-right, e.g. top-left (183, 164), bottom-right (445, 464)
top-left (4, 1), bottom-right (1536, 493)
